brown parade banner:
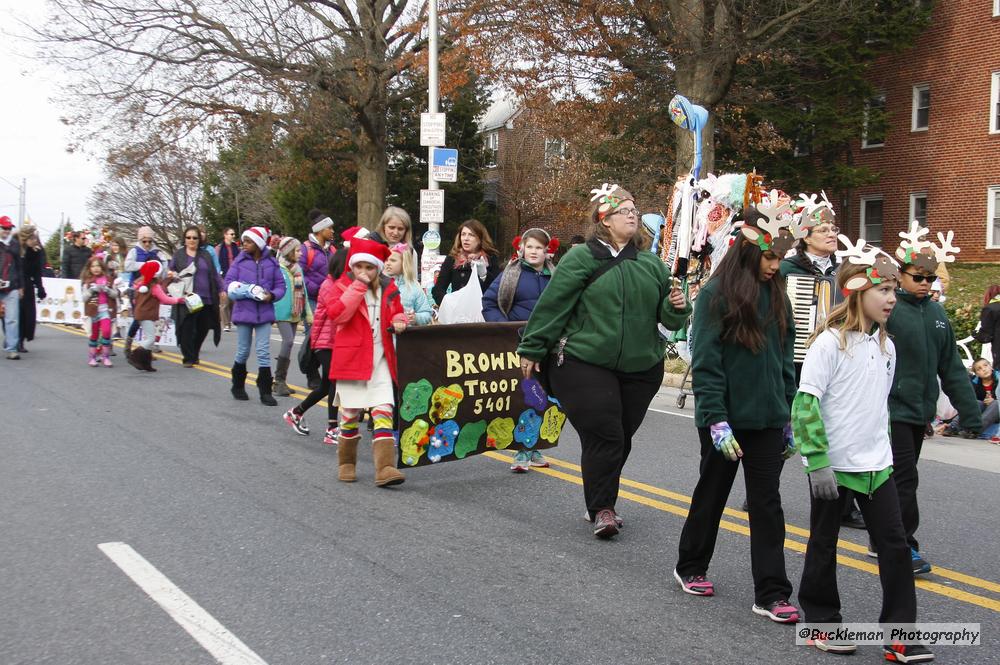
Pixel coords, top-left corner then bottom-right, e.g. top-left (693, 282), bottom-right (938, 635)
top-left (395, 322), bottom-right (568, 468)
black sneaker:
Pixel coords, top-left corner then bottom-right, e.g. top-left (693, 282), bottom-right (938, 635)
top-left (283, 409), bottom-right (309, 436)
top-left (841, 509), bottom-right (866, 530)
top-left (884, 642), bottom-right (934, 662)
top-left (592, 509), bottom-right (620, 539)
top-left (911, 548), bottom-right (932, 575)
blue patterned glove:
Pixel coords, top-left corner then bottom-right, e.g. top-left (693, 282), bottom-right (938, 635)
top-left (782, 422), bottom-right (797, 460)
top-left (710, 421), bottom-right (742, 462)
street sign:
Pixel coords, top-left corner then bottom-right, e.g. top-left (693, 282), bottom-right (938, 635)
top-left (431, 147), bottom-right (458, 183)
top-left (422, 229), bottom-right (441, 250)
top-left (420, 112), bottom-right (446, 147)
top-left (420, 189), bottom-right (445, 224)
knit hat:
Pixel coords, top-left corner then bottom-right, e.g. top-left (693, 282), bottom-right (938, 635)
top-left (588, 184), bottom-right (635, 222)
top-left (242, 226), bottom-right (269, 251)
top-left (894, 221), bottom-right (960, 273)
top-left (312, 216), bottom-right (334, 234)
top-left (135, 260), bottom-right (162, 293)
top-left (348, 237), bottom-right (391, 271)
top-left (136, 226), bottom-right (154, 240)
top-left (0, 216), bottom-right (13, 229)
top-left (277, 236), bottom-right (301, 260)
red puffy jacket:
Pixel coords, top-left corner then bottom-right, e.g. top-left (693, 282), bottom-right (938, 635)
top-left (309, 276), bottom-right (339, 351)
top-left (328, 274), bottom-right (407, 382)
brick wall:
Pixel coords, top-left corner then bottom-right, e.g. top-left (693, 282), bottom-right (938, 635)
top-left (838, 0), bottom-right (1000, 263)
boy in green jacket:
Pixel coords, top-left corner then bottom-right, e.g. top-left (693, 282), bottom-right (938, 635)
top-left (885, 223), bottom-right (982, 574)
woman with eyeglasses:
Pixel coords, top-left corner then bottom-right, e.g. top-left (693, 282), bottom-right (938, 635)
top-left (779, 221), bottom-right (839, 278)
top-left (884, 229), bottom-right (981, 576)
top-left (169, 225), bottom-right (224, 368)
top-left (122, 227), bottom-right (173, 356)
top-left (517, 185), bottom-right (690, 539)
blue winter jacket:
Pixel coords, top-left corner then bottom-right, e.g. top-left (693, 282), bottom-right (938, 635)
top-left (482, 262), bottom-right (551, 323)
top-left (394, 277), bottom-right (433, 326)
top-left (224, 251), bottom-right (286, 325)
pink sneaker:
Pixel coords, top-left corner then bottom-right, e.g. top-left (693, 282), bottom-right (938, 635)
top-left (323, 427), bottom-right (339, 445)
top-left (752, 599), bottom-right (800, 623)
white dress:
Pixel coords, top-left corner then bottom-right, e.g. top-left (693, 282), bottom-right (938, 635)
top-left (335, 288), bottom-right (395, 409)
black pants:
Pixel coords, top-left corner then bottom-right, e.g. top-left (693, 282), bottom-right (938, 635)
top-left (295, 349), bottom-right (337, 425)
top-left (178, 307), bottom-right (214, 363)
top-left (890, 422), bottom-right (926, 551)
top-left (549, 357), bottom-right (663, 517)
top-left (676, 427), bottom-right (793, 606)
top-left (799, 478), bottom-right (916, 624)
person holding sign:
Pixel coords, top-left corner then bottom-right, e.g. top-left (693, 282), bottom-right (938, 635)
top-left (517, 185), bottom-right (691, 539)
top-left (431, 220), bottom-right (501, 306)
top-left (327, 238), bottom-right (409, 487)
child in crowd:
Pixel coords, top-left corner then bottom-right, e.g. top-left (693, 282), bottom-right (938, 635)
top-left (675, 204), bottom-right (799, 624)
top-left (794, 237), bottom-right (933, 662)
top-left (384, 243), bottom-right (432, 326)
top-left (273, 237), bottom-right (312, 396)
top-left (327, 238), bottom-right (408, 486)
top-left (483, 227), bottom-right (557, 472)
top-left (283, 254), bottom-right (341, 444)
top-left (80, 256), bottom-right (119, 367)
top-left (944, 359), bottom-right (999, 440)
top-left (127, 260), bottom-right (183, 372)
top-left (225, 227), bottom-right (286, 406)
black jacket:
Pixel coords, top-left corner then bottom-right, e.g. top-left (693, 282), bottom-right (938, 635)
top-left (431, 253), bottom-right (502, 305)
top-left (62, 243), bottom-right (93, 280)
top-left (0, 237), bottom-right (22, 292)
top-left (21, 245), bottom-right (46, 297)
top-left (974, 301), bottom-right (1000, 365)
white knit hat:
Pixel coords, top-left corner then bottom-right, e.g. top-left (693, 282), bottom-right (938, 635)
top-left (312, 216), bottom-right (334, 233)
top-left (242, 226), bottom-right (269, 251)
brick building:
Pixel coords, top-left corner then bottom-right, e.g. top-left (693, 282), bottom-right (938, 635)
top-left (838, 0), bottom-right (1000, 262)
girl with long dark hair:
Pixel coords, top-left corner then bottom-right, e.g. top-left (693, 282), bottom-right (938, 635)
top-left (674, 206), bottom-right (799, 624)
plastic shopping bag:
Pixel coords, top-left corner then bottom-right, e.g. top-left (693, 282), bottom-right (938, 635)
top-left (436, 276), bottom-right (486, 324)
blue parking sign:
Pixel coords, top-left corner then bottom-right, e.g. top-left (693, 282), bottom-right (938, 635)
top-left (432, 148), bottom-right (458, 183)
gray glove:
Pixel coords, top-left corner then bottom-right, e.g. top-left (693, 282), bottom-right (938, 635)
top-left (808, 467), bottom-right (839, 501)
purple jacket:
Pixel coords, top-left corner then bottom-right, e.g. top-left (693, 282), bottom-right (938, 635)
top-left (299, 238), bottom-right (331, 301)
top-left (224, 251), bottom-right (286, 325)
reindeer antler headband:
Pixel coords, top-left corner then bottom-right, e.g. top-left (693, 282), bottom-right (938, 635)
top-left (835, 234), bottom-right (900, 294)
top-left (590, 183), bottom-right (632, 220)
top-left (738, 189), bottom-right (802, 255)
top-left (895, 221), bottom-right (960, 273)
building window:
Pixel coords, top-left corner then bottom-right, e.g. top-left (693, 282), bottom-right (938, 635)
top-left (909, 193), bottom-right (927, 226)
top-left (860, 196), bottom-right (884, 245)
top-left (911, 84), bottom-right (930, 131)
top-left (544, 138), bottom-right (566, 169)
top-left (989, 186), bottom-right (1000, 249)
top-left (484, 131), bottom-right (499, 167)
top-left (991, 72), bottom-right (1000, 134)
top-left (862, 93), bottom-right (887, 148)
top-left (995, 0), bottom-right (999, 17)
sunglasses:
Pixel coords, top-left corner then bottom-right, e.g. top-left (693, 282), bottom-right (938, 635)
top-left (140, 239), bottom-right (153, 244)
top-left (902, 272), bottom-right (938, 284)
top-left (185, 235), bottom-right (200, 240)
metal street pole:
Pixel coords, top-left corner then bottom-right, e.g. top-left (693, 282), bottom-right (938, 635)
top-left (426, 0), bottom-right (439, 250)
top-left (18, 178), bottom-right (25, 226)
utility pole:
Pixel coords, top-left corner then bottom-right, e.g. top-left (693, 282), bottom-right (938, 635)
top-left (426, 0), bottom-right (440, 245)
top-left (18, 178), bottom-right (25, 226)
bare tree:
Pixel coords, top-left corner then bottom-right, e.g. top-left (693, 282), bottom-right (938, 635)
top-left (35, 0), bottom-right (473, 227)
top-left (88, 146), bottom-right (204, 252)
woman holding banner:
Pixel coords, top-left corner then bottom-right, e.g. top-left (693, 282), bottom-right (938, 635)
top-left (517, 185), bottom-right (691, 539)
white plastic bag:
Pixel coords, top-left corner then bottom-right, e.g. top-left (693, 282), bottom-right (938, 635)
top-left (436, 275), bottom-right (486, 324)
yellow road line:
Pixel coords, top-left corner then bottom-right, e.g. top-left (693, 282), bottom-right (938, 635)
top-left (46, 324), bottom-right (1000, 610)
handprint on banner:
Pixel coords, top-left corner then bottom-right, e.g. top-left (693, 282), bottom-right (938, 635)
top-left (400, 419), bottom-right (432, 466)
top-left (428, 420), bottom-right (460, 463)
top-left (486, 417), bottom-right (515, 450)
top-left (400, 379), bottom-right (433, 422)
top-left (429, 384), bottom-right (464, 423)
top-left (514, 409), bottom-right (543, 448)
top-left (540, 406), bottom-right (567, 443)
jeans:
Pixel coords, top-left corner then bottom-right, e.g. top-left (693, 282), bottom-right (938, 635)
top-left (235, 322), bottom-right (272, 368)
top-left (2, 289), bottom-right (20, 352)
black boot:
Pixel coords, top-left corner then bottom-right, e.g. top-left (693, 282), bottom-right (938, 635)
top-left (231, 362), bottom-right (249, 400)
top-left (256, 366), bottom-right (278, 406)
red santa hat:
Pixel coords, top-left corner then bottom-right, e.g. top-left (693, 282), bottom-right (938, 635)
top-left (348, 237), bottom-right (391, 271)
top-left (241, 226), bottom-right (270, 251)
top-left (340, 225), bottom-right (371, 248)
top-left (135, 260), bottom-right (162, 293)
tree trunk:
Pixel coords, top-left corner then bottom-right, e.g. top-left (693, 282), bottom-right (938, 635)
top-left (673, 114), bottom-right (715, 179)
top-left (673, 62), bottom-right (718, 178)
top-left (355, 137), bottom-right (388, 229)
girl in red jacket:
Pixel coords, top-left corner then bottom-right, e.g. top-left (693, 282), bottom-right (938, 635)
top-left (328, 238), bottom-right (408, 486)
top-left (283, 258), bottom-right (341, 444)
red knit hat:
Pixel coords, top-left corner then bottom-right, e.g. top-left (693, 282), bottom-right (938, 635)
top-left (348, 237), bottom-right (391, 270)
top-left (241, 226), bottom-right (269, 251)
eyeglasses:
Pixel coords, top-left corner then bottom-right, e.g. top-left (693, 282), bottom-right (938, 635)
top-left (185, 235), bottom-right (200, 240)
top-left (902, 272), bottom-right (938, 284)
top-left (811, 225), bottom-right (840, 235)
top-left (612, 208), bottom-right (640, 219)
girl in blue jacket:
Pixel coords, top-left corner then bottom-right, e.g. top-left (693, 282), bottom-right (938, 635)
top-left (384, 243), bottom-right (432, 326)
top-left (484, 227), bottom-right (556, 472)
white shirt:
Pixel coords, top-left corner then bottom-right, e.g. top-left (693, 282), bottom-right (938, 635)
top-left (799, 328), bottom-right (895, 472)
top-left (805, 251), bottom-right (833, 274)
top-left (597, 239), bottom-right (622, 257)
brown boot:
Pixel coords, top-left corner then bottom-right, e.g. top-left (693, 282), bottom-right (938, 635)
top-left (372, 437), bottom-right (405, 487)
top-left (337, 436), bottom-right (359, 482)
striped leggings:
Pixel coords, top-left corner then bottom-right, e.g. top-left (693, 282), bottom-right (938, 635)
top-left (339, 404), bottom-right (394, 441)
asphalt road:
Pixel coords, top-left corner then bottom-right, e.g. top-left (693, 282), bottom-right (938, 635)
top-left (2, 324), bottom-right (998, 664)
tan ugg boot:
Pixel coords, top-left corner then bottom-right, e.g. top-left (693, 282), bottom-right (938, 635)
top-left (372, 437), bottom-right (405, 487)
top-left (337, 436), bottom-right (359, 482)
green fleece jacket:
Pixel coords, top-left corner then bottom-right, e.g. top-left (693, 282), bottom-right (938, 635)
top-left (692, 277), bottom-right (796, 429)
top-left (517, 239), bottom-right (692, 373)
top-left (887, 290), bottom-right (982, 430)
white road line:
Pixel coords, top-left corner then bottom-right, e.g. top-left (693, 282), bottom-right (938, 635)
top-left (648, 407), bottom-right (695, 419)
top-left (98, 542), bottom-right (268, 665)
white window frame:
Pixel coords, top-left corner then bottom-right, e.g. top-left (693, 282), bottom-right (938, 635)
top-left (860, 195), bottom-right (885, 246)
top-left (909, 192), bottom-right (928, 226)
top-left (911, 84), bottom-right (930, 132)
top-left (543, 137), bottom-right (566, 169)
top-left (995, 0), bottom-right (999, 18)
top-left (988, 186), bottom-right (1000, 249)
top-left (862, 93), bottom-right (887, 148)
top-left (991, 72), bottom-right (1000, 134)
top-left (484, 130), bottom-right (499, 167)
